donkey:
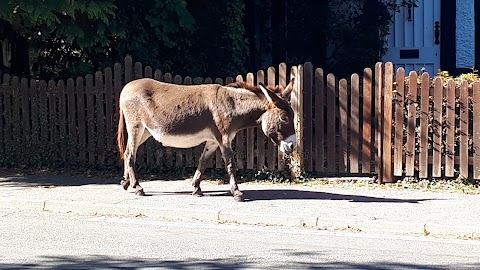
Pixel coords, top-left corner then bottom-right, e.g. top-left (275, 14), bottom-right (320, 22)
top-left (117, 76), bottom-right (296, 201)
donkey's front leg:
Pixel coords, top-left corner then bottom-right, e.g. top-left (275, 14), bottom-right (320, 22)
top-left (220, 145), bottom-right (243, 202)
top-left (121, 157), bottom-right (131, 190)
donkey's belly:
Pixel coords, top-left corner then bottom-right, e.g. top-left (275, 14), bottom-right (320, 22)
top-left (152, 128), bottom-right (217, 148)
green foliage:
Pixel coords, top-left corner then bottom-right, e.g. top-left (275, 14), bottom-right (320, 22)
top-left (109, 0), bottom-right (196, 74)
top-left (0, 0), bottom-right (248, 79)
top-left (218, 0), bottom-right (248, 76)
top-left (436, 68), bottom-right (480, 85)
top-left (147, 0), bottom-right (248, 77)
top-left (0, 0), bottom-right (119, 78)
top-left (147, 0), bottom-right (195, 48)
top-left (248, 156), bottom-right (311, 184)
top-left (253, 167), bottom-right (293, 183)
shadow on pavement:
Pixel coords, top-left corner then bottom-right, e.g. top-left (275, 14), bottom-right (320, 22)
top-left (0, 174), bottom-right (437, 204)
top-left (157, 189), bottom-right (436, 203)
top-left (0, 175), bottom-right (119, 187)
top-left (0, 173), bottom-right (191, 187)
top-left (243, 189), bottom-right (435, 203)
top-left (0, 255), bottom-right (476, 270)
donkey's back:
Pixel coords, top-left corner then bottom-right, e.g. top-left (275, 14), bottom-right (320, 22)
top-left (120, 78), bottom-right (219, 106)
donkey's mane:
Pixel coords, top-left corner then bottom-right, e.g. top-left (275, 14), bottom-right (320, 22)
top-left (226, 81), bottom-right (280, 93)
top-left (226, 81), bottom-right (261, 92)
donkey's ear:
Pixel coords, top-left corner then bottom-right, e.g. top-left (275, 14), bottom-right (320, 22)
top-left (259, 82), bottom-right (277, 103)
top-left (281, 78), bottom-right (295, 99)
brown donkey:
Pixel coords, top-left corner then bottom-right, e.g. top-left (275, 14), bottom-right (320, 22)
top-left (117, 77), bottom-right (296, 201)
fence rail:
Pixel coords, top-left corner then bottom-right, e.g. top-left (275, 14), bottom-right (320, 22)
top-left (1, 56), bottom-right (479, 181)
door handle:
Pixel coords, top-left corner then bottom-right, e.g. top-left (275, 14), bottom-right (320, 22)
top-left (434, 21), bottom-right (440, 45)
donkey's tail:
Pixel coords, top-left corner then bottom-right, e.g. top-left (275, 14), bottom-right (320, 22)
top-left (117, 106), bottom-right (127, 160)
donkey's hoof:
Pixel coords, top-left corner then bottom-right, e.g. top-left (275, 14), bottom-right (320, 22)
top-left (120, 180), bottom-right (129, 190)
top-left (192, 191), bottom-right (204, 197)
top-left (233, 195), bottom-right (245, 202)
top-left (135, 189), bottom-right (145, 196)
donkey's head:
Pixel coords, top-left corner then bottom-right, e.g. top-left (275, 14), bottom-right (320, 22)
top-left (258, 79), bottom-right (296, 154)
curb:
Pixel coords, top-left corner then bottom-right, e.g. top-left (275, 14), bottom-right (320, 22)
top-left (2, 197), bottom-right (479, 238)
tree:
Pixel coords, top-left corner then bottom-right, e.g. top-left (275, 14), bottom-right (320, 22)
top-left (0, 0), bottom-right (117, 78)
top-left (0, 0), bottom-right (249, 79)
top-left (114, 0), bottom-right (248, 78)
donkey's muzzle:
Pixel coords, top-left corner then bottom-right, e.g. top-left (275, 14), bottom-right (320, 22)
top-left (279, 134), bottom-right (296, 154)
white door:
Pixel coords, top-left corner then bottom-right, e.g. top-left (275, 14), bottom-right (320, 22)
top-left (383, 0), bottom-right (441, 76)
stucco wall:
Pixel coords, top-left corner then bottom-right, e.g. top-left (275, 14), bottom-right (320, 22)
top-left (456, 0), bottom-right (475, 68)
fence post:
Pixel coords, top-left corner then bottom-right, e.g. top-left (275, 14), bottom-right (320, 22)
top-left (76, 77), bottom-right (87, 164)
top-left (374, 62), bottom-right (383, 183)
top-left (314, 68), bottom-right (325, 173)
top-left (246, 73), bottom-right (255, 170)
top-left (303, 62), bottom-right (313, 172)
top-left (104, 68), bottom-right (114, 165)
top-left (66, 78), bottom-right (77, 164)
top-left (85, 75), bottom-right (95, 165)
top-left (405, 71), bottom-right (417, 176)
top-left (12, 76), bottom-right (21, 164)
top-left (95, 71), bottom-right (106, 165)
top-left (432, 77), bottom-right (443, 178)
top-left (125, 56), bottom-right (133, 83)
top-left (0, 75), bottom-right (10, 164)
top-left (444, 79), bottom-right (456, 177)
top-left (267, 66), bottom-right (277, 170)
top-left (459, 80), bottom-right (469, 178)
top-left (290, 65), bottom-right (304, 178)
top-left (350, 73), bottom-right (360, 173)
top-left (339, 78), bottom-right (348, 172)
top-left (419, 73), bottom-right (430, 178)
top-left (382, 62), bottom-right (394, 183)
top-left (362, 68), bottom-right (373, 174)
top-left (57, 80), bottom-right (67, 163)
top-left (326, 73), bottom-right (336, 173)
top-left (473, 81), bottom-right (480, 179)
top-left (256, 70), bottom-right (266, 169)
top-left (393, 68), bottom-right (405, 177)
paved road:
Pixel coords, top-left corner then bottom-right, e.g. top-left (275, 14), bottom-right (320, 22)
top-left (1, 174), bottom-right (480, 239)
top-left (1, 209), bottom-right (479, 269)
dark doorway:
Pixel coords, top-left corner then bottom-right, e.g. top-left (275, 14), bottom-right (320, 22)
top-left (440, 0), bottom-right (456, 74)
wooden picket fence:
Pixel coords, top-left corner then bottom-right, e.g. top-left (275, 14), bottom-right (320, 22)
top-left (300, 62), bottom-right (480, 181)
top-left (1, 56), bottom-right (480, 182)
top-left (0, 56), bottom-right (296, 173)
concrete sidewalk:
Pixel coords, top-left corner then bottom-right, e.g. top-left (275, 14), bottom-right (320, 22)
top-left (1, 174), bottom-right (479, 239)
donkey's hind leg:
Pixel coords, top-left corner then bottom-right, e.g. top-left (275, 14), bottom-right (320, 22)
top-left (121, 129), bottom-right (151, 191)
top-left (192, 141), bottom-right (219, 196)
top-left (123, 125), bottom-right (149, 196)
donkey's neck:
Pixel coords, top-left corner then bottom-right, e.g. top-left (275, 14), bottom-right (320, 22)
top-left (230, 88), bottom-right (267, 115)
top-left (216, 86), bottom-right (268, 132)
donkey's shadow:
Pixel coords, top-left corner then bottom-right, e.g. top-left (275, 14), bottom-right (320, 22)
top-left (158, 189), bottom-right (434, 204)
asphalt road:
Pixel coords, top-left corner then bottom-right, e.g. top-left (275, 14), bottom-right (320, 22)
top-left (0, 209), bottom-right (479, 269)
